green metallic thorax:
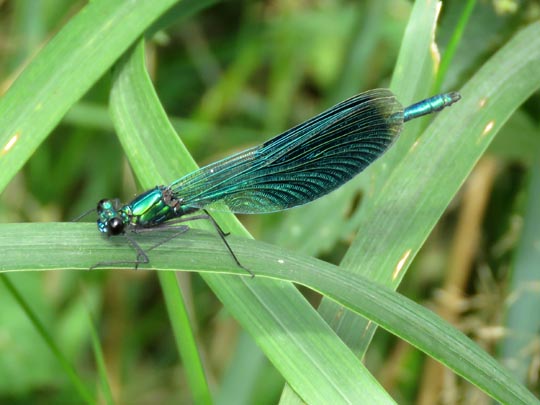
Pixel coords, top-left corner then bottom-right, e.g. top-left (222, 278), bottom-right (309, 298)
top-left (123, 187), bottom-right (182, 227)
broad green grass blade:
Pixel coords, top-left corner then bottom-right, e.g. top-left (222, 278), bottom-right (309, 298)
top-left (315, 0), bottom-right (444, 354)
top-left (108, 40), bottom-right (393, 403)
top-left (0, 223), bottom-right (537, 404)
top-left (0, 273), bottom-right (94, 404)
top-left (0, 0), bottom-right (180, 193)
top-left (338, 20), bottom-right (540, 355)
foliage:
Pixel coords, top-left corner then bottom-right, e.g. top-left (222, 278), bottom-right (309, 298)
top-left (0, 0), bottom-right (539, 403)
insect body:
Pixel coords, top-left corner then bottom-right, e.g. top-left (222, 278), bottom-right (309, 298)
top-left (96, 89), bottom-right (461, 274)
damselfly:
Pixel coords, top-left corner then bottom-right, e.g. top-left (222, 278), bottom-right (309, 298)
top-left (95, 89), bottom-right (461, 275)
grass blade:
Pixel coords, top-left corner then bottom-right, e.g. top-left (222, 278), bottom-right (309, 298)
top-left (0, 222), bottom-right (536, 404)
top-left (0, 0), bottom-right (179, 193)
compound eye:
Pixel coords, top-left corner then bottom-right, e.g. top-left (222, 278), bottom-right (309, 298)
top-left (108, 217), bottom-right (124, 235)
top-left (97, 199), bottom-right (108, 211)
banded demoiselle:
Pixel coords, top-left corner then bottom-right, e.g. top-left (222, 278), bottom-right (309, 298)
top-left (96, 89), bottom-right (461, 274)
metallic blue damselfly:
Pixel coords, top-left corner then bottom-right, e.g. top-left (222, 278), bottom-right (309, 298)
top-left (96, 89), bottom-right (461, 275)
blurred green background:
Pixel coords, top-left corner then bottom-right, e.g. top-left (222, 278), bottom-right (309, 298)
top-left (0, 0), bottom-right (539, 403)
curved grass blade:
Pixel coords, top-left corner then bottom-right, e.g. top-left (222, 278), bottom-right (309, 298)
top-left (312, 0), bottom-right (445, 357)
top-left (0, 0), bottom-right (180, 193)
top-left (0, 222), bottom-right (536, 404)
top-left (334, 21), bottom-right (540, 355)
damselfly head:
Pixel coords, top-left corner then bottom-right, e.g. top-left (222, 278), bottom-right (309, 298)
top-left (97, 199), bottom-right (125, 235)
